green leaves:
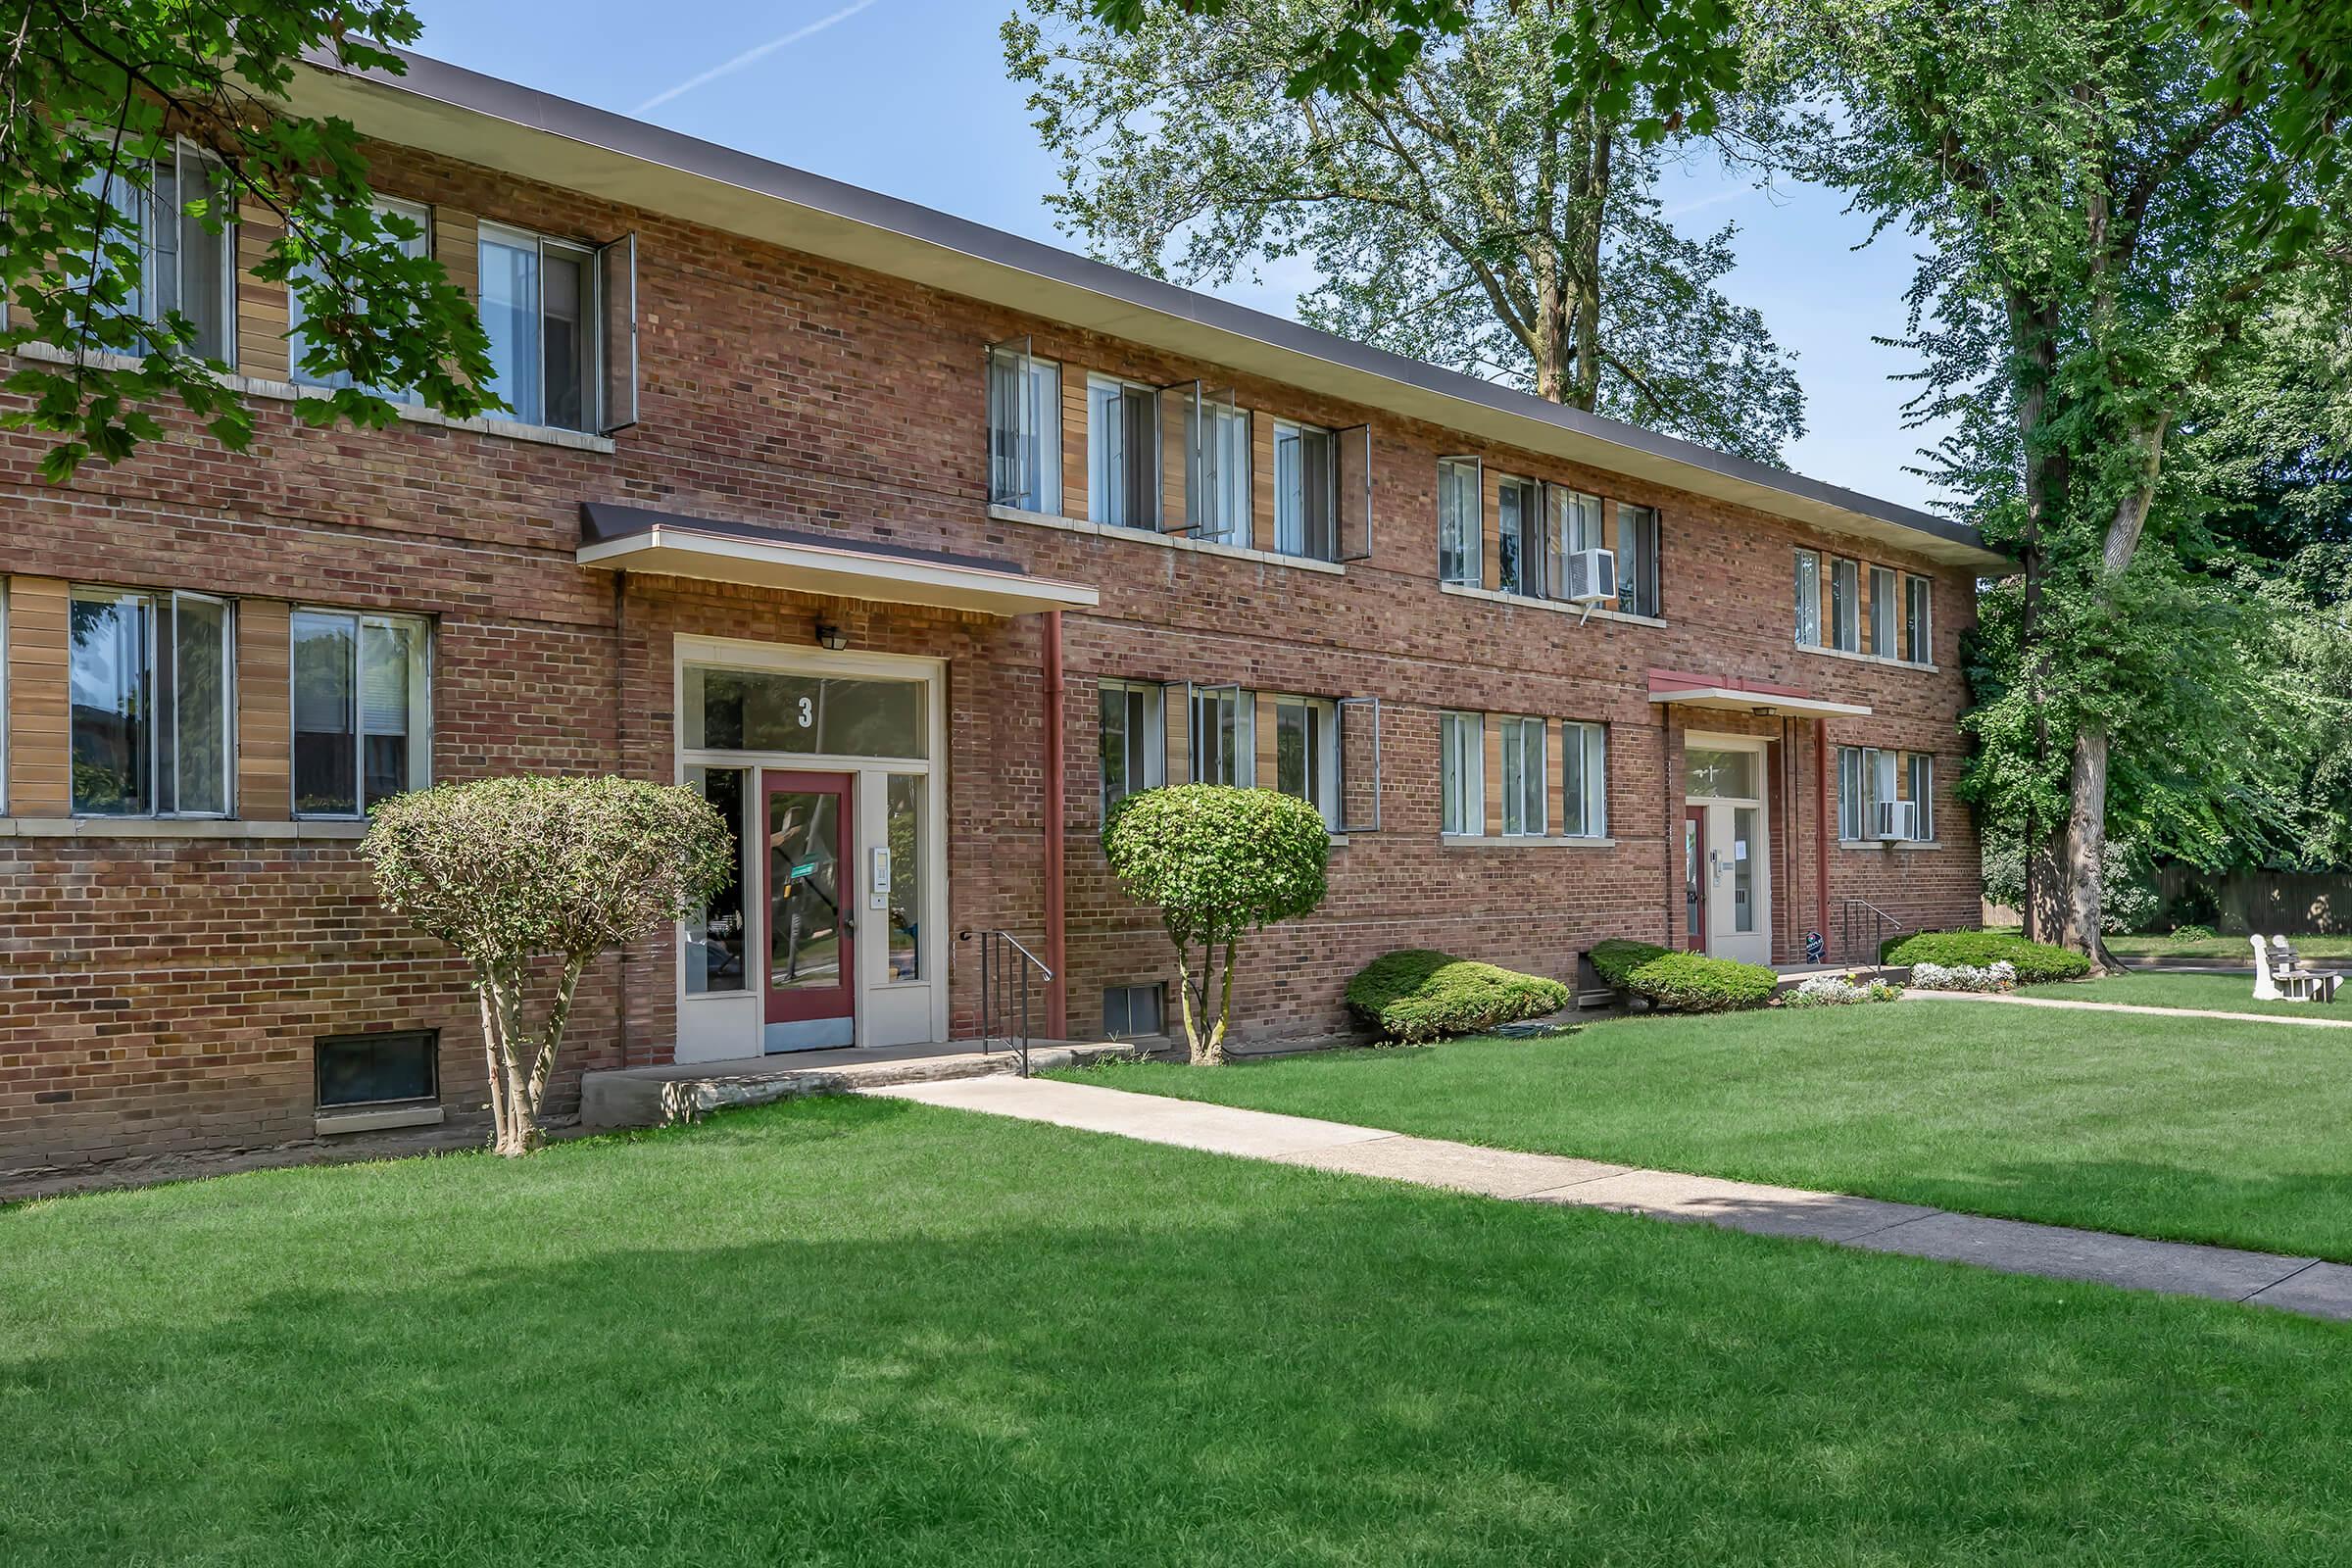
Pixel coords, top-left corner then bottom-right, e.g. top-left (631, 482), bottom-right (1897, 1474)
top-left (1102, 784), bottom-right (1332, 953)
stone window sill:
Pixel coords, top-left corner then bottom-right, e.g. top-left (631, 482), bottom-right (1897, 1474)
top-left (1797, 640), bottom-right (1937, 674)
top-left (1443, 833), bottom-right (1617, 849)
top-left (10, 341), bottom-right (616, 455)
top-left (989, 505), bottom-right (1347, 575)
top-left (1439, 580), bottom-right (1667, 628)
top-left (1838, 838), bottom-right (1941, 851)
top-left (0, 816), bottom-right (369, 841)
top-left (316, 1103), bottom-right (444, 1136)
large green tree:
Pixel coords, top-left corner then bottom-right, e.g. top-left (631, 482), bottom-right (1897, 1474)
top-left (1750, 0), bottom-right (2352, 957)
top-left (1, 0), bottom-right (495, 481)
top-left (1007, 0), bottom-right (1807, 460)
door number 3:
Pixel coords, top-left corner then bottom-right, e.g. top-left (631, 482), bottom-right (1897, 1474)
top-left (798, 696), bottom-right (814, 729)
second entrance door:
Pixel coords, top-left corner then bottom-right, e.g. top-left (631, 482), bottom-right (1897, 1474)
top-left (764, 771), bottom-right (855, 1051)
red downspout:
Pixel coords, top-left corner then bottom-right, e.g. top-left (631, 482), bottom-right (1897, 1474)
top-left (1042, 611), bottom-right (1068, 1041)
top-left (1814, 718), bottom-right (1831, 943)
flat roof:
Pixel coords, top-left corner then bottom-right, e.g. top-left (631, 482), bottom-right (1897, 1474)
top-left (292, 49), bottom-right (2009, 572)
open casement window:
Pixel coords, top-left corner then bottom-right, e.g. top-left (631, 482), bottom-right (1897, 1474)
top-left (68, 587), bottom-right (235, 817)
top-left (1904, 574), bottom-right (1934, 664)
top-left (1439, 710), bottom-right (1484, 835)
top-left (1272, 695), bottom-right (1341, 826)
top-left (1437, 456), bottom-right (1482, 585)
top-left (1180, 382), bottom-right (1249, 544)
top-left (1273, 421), bottom-right (1340, 562)
top-left (1495, 476), bottom-right (1544, 597)
top-left (986, 337), bottom-right (1061, 514)
top-left (1828, 558), bottom-right (1861, 652)
top-left (1334, 423), bottom-right (1373, 562)
top-left (1869, 565), bottom-right (1898, 658)
top-left (1615, 504), bottom-right (1661, 617)
top-left (1794, 550), bottom-right (1823, 646)
top-left (595, 232), bottom-right (638, 434)
top-left (1181, 682), bottom-right (1252, 786)
top-left (1098, 679), bottom-right (1167, 816)
top-left (1088, 375), bottom-right (1161, 528)
top-left (1336, 695), bottom-right (1382, 833)
top-left (477, 222), bottom-right (613, 433)
top-left (1907, 752), bottom-right (1935, 841)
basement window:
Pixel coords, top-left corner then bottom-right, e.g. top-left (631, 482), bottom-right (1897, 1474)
top-left (1102, 984), bottom-right (1165, 1040)
top-left (316, 1030), bottom-right (439, 1110)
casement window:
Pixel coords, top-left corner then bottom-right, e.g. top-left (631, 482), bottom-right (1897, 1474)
top-left (288, 197), bottom-right (431, 401)
top-left (1273, 695), bottom-right (1341, 826)
top-left (1869, 565), bottom-right (1898, 657)
top-left (1087, 375), bottom-right (1161, 528)
top-left (1495, 476), bottom-right (1543, 596)
top-left (1440, 710), bottom-right (1484, 835)
top-left (1499, 715), bottom-right (1546, 836)
top-left (684, 765), bottom-right (752, 996)
top-left (1437, 458), bottom-right (1481, 585)
top-left (1828, 558), bottom-right (1861, 652)
top-left (0, 583), bottom-right (9, 816)
top-left (1102, 983), bottom-right (1165, 1039)
top-left (316, 1030), bottom-right (438, 1111)
top-left (477, 222), bottom-right (605, 431)
top-left (291, 610), bottom-right (431, 818)
top-left (1190, 398), bottom-right (1250, 544)
top-left (1615, 504), bottom-right (1661, 617)
top-left (80, 142), bottom-right (237, 362)
top-left (1559, 720), bottom-right (1608, 838)
top-left (1189, 685), bottom-right (1254, 786)
top-left (987, 341), bottom-right (1062, 514)
top-left (1273, 421), bottom-right (1338, 561)
top-left (1904, 574), bottom-right (1934, 664)
top-left (1099, 679), bottom-right (1166, 813)
top-left (1557, 488), bottom-right (1604, 557)
top-left (1794, 549), bottom-right (1823, 646)
top-left (68, 587), bottom-right (234, 817)
top-left (1838, 746), bottom-right (1933, 842)
top-left (1907, 752), bottom-right (1936, 842)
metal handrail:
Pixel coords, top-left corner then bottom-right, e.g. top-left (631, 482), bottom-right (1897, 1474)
top-left (1840, 898), bottom-right (1910, 977)
top-left (958, 928), bottom-right (1054, 1077)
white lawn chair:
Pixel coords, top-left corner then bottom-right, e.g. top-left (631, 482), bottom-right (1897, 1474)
top-left (2267, 936), bottom-right (2343, 1004)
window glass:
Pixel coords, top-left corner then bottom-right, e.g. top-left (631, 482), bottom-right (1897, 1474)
top-left (1190, 686), bottom-right (1250, 786)
top-left (887, 773), bottom-right (923, 981)
top-left (1907, 752), bottom-right (1935, 841)
top-left (1193, 402), bottom-right (1250, 544)
top-left (686, 667), bottom-right (927, 759)
top-left (1088, 377), bottom-right (1157, 528)
top-left (360, 618), bottom-right (419, 808)
top-left (1685, 747), bottom-right (1759, 801)
top-left (170, 595), bottom-right (231, 815)
top-left (987, 348), bottom-right (1061, 513)
top-left (1103, 984), bottom-right (1164, 1038)
top-left (1500, 716), bottom-right (1545, 836)
top-left (316, 1031), bottom-right (437, 1108)
top-left (1830, 559), bottom-right (1860, 651)
top-left (1870, 565), bottom-right (1897, 657)
top-left (1562, 721), bottom-right (1606, 837)
top-left (290, 199), bottom-right (430, 398)
top-left (1437, 460), bottom-right (1480, 585)
top-left (685, 766), bottom-right (750, 996)
top-left (478, 228), bottom-right (541, 425)
top-left (1440, 711), bottom-right (1483, 835)
top-left (293, 612), bottom-right (358, 815)
top-left (1099, 680), bottom-right (1163, 812)
top-left (82, 149), bottom-right (234, 359)
top-left (1496, 478), bottom-right (1540, 594)
top-left (1905, 575), bottom-right (1933, 663)
top-left (1558, 489), bottom-right (1603, 556)
top-left (1732, 807), bottom-right (1757, 932)
top-left (541, 243), bottom-right (589, 432)
top-left (69, 591), bottom-right (154, 815)
top-left (1274, 423), bottom-right (1336, 560)
top-left (1616, 504), bottom-right (1661, 617)
top-left (1794, 550), bottom-right (1821, 645)
top-left (293, 610), bottom-right (430, 817)
top-left (1275, 696), bottom-right (1338, 826)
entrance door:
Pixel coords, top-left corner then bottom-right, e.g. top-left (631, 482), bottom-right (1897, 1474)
top-left (763, 771), bottom-right (855, 1051)
top-left (1683, 806), bottom-right (1707, 951)
top-left (1703, 801), bottom-right (1769, 965)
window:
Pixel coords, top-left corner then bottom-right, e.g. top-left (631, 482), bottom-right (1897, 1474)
top-left (1869, 565), bottom-right (1898, 657)
top-left (1190, 398), bottom-right (1250, 544)
top-left (292, 610), bottom-right (431, 817)
top-left (1615, 504), bottom-right (1661, 617)
top-left (1905, 574), bottom-right (1933, 664)
top-left (1686, 746), bottom-right (1759, 801)
top-left (685, 667), bottom-right (926, 758)
top-left (478, 222), bottom-right (597, 430)
top-left (1190, 685), bottom-right (1253, 786)
top-left (289, 197), bottom-right (430, 400)
top-left (1440, 711), bottom-right (1484, 836)
top-left (987, 343), bottom-right (1062, 514)
top-left (1499, 715), bottom-right (1545, 836)
top-left (1560, 720), bottom-right (1607, 838)
top-left (1496, 476), bottom-right (1542, 595)
top-left (1794, 549), bottom-right (1822, 646)
top-left (68, 588), bottom-right (234, 816)
top-left (1274, 695), bottom-right (1340, 826)
top-left (1103, 983), bottom-right (1165, 1039)
top-left (1088, 375), bottom-right (1160, 528)
top-left (81, 143), bottom-right (236, 362)
top-left (1274, 421), bottom-right (1337, 560)
top-left (1828, 558), bottom-right (1861, 652)
top-left (0, 583), bottom-right (10, 816)
top-left (315, 1030), bottom-right (438, 1110)
top-left (1908, 752), bottom-right (1936, 842)
top-left (886, 774), bottom-right (924, 981)
top-left (1437, 459), bottom-right (1481, 585)
top-left (1838, 746), bottom-right (1933, 841)
top-left (685, 765), bottom-right (750, 996)
top-left (1557, 488), bottom-right (1604, 557)
top-left (1099, 679), bottom-right (1165, 813)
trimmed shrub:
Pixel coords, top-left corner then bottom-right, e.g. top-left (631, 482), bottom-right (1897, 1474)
top-left (1623, 951), bottom-right (1778, 1012)
top-left (1346, 950), bottom-right (1571, 1044)
top-left (1883, 930), bottom-right (2091, 984)
top-left (1589, 939), bottom-right (1670, 990)
top-left (1909, 959), bottom-right (2016, 993)
top-left (1782, 972), bottom-right (1904, 1006)
top-left (2167, 924), bottom-right (2217, 944)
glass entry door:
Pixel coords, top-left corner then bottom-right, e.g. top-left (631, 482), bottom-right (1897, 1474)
top-left (762, 771), bottom-right (855, 1051)
top-left (1702, 802), bottom-right (1769, 965)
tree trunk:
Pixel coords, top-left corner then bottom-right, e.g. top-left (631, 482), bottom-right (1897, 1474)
top-left (2063, 724), bottom-right (2110, 962)
top-left (2023, 831), bottom-right (2068, 944)
top-left (1178, 945), bottom-right (1214, 1065)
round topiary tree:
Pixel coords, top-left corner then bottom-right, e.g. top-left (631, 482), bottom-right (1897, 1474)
top-left (1102, 784), bottom-right (1331, 1064)
top-left (363, 776), bottom-right (734, 1155)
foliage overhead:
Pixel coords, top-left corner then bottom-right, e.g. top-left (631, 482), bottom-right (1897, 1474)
top-left (1, 0), bottom-right (498, 481)
top-left (1014, 0), bottom-right (1805, 459)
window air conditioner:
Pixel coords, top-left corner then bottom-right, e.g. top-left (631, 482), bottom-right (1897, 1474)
top-left (1563, 547), bottom-right (1617, 605)
top-left (1874, 800), bottom-right (1921, 842)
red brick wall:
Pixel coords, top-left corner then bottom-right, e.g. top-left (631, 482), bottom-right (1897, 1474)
top-left (0, 136), bottom-right (1980, 1176)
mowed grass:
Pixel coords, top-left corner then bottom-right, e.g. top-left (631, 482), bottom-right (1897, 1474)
top-left (6, 1095), bottom-right (2352, 1567)
top-left (1066, 1002), bottom-right (2352, 1260)
top-left (2106, 931), bottom-right (2352, 961)
top-left (2022, 970), bottom-right (2352, 1020)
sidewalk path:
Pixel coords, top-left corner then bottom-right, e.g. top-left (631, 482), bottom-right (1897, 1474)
top-left (869, 1075), bottom-right (2352, 1324)
top-left (1904, 988), bottom-right (2352, 1030)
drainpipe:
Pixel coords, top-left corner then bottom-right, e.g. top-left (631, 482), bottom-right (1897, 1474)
top-left (1042, 611), bottom-right (1068, 1041)
top-left (614, 568), bottom-right (633, 1071)
top-left (1814, 718), bottom-right (1831, 946)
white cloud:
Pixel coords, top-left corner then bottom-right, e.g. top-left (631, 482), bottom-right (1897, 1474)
top-left (635, 0), bottom-right (887, 115)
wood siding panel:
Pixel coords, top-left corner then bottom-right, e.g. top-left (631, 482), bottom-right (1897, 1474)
top-left (235, 599), bottom-right (292, 820)
top-left (6, 576), bottom-right (70, 816)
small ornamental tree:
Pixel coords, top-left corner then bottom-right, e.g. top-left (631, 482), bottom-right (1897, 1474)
top-left (1102, 784), bottom-right (1331, 1064)
top-left (364, 776), bottom-right (733, 1155)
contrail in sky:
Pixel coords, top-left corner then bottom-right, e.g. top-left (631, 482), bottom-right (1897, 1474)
top-left (635, 0), bottom-right (887, 115)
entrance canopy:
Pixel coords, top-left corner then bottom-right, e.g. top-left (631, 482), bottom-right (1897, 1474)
top-left (1647, 670), bottom-right (1871, 719)
top-left (578, 502), bottom-right (1099, 616)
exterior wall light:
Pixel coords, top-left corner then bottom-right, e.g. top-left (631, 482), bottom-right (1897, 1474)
top-left (815, 622), bottom-right (849, 652)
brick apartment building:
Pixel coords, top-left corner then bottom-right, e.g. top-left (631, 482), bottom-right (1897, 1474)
top-left (0, 52), bottom-right (2003, 1177)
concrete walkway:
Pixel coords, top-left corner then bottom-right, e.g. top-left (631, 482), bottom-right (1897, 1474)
top-left (1905, 988), bottom-right (2352, 1030)
top-left (869, 1075), bottom-right (2352, 1324)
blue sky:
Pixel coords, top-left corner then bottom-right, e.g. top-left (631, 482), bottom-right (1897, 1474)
top-left (408, 0), bottom-right (1950, 512)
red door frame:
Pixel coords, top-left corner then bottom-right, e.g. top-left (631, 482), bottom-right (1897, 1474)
top-left (763, 770), bottom-right (855, 1031)
top-left (1683, 805), bottom-right (1709, 954)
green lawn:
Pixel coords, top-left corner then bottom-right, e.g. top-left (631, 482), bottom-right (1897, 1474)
top-left (5, 1096), bottom-right (2352, 1566)
top-left (2022, 971), bottom-right (2352, 1019)
top-left (1064, 1003), bottom-right (2352, 1261)
top-left (2104, 932), bottom-right (2352, 961)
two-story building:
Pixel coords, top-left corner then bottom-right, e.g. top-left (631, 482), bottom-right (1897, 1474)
top-left (0, 51), bottom-right (2002, 1179)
